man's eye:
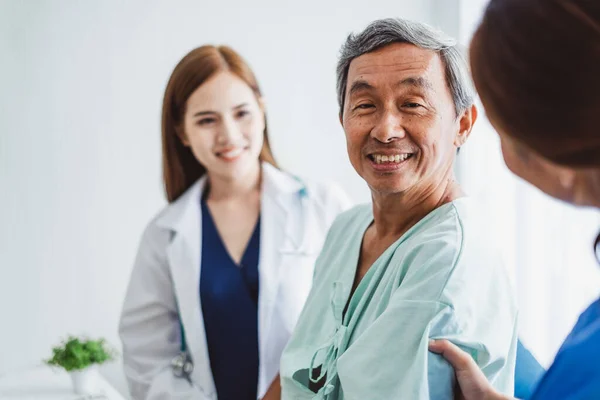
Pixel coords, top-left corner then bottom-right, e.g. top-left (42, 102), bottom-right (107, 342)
top-left (354, 104), bottom-right (374, 110)
top-left (404, 102), bottom-right (423, 108)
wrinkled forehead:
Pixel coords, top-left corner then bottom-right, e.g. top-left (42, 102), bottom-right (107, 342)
top-left (346, 43), bottom-right (445, 94)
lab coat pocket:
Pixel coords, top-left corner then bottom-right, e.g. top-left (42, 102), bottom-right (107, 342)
top-left (278, 252), bottom-right (318, 332)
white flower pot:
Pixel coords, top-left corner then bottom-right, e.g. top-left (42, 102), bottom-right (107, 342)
top-left (69, 365), bottom-right (99, 395)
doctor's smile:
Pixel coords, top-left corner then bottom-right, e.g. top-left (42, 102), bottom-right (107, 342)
top-left (215, 146), bottom-right (249, 162)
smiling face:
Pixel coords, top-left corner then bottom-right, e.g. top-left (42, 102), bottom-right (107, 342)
top-left (341, 43), bottom-right (474, 196)
top-left (180, 71), bottom-right (265, 182)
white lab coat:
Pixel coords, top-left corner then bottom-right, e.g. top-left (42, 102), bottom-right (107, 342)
top-left (119, 163), bottom-right (351, 400)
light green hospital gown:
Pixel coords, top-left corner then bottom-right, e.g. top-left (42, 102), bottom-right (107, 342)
top-left (280, 198), bottom-right (518, 400)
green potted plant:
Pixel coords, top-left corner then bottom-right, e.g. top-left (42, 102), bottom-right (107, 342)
top-left (45, 336), bottom-right (115, 395)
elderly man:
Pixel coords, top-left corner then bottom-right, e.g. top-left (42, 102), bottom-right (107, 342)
top-left (273, 18), bottom-right (518, 400)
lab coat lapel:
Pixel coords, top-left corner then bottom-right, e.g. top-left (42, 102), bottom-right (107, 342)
top-left (157, 176), bottom-right (216, 398)
top-left (256, 163), bottom-right (303, 394)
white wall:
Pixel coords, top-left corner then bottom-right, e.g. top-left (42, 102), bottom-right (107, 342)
top-left (0, 0), bottom-right (439, 395)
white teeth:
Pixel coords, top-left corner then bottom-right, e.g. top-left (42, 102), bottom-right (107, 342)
top-left (372, 153), bottom-right (412, 164)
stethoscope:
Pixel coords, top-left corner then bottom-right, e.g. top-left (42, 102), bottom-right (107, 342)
top-left (171, 319), bottom-right (194, 383)
top-left (278, 183), bottom-right (316, 256)
top-left (170, 181), bottom-right (314, 381)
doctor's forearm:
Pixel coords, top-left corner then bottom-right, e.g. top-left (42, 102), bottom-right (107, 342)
top-left (261, 374), bottom-right (281, 400)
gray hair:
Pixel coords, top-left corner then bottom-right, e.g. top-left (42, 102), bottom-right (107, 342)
top-left (336, 18), bottom-right (474, 117)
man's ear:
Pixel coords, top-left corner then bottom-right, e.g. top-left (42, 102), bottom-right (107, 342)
top-left (455, 104), bottom-right (478, 148)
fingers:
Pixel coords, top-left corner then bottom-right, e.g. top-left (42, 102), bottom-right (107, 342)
top-left (429, 340), bottom-right (505, 400)
top-left (428, 339), bottom-right (477, 372)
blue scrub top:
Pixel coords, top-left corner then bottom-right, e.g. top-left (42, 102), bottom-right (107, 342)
top-left (200, 198), bottom-right (261, 400)
top-left (529, 297), bottom-right (600, 399)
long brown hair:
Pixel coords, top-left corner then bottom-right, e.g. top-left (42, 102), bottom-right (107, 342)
top-left (162, 45), bottom-right (278, 203)
top-left (470, 0), bottom-right (600, 168)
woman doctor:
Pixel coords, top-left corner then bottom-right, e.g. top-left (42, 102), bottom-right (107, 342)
top-left (119, 45), bottom-right (350, 400)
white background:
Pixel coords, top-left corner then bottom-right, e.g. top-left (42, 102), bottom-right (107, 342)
top-left (2, 0), bottom-right (599, 397)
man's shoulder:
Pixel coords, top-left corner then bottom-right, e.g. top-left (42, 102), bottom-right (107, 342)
top-left (325, 203), bottom-right (371, 236)
top-left (398, 198), bottom-right (513, 300)
top-left (407, 198), bottom-right (500, 261)
top-left (311, 204), bottom-right (371, 277)
top-left (402, 200), bottom-right (466, 255)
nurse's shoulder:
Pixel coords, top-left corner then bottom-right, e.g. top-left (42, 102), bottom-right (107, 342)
top-left (530, 299), bottom-right (600, 400)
